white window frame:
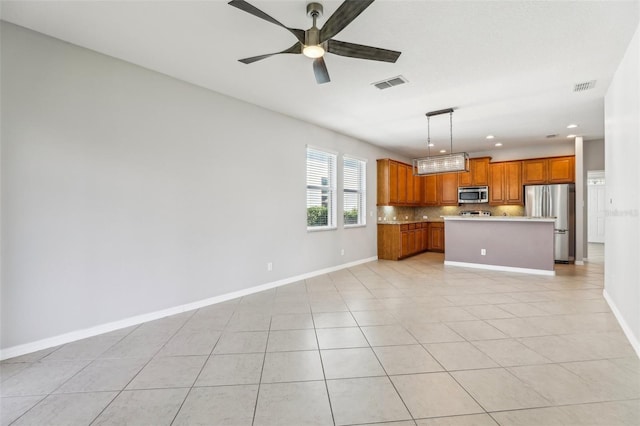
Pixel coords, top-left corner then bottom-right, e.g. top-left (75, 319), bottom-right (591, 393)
top-left (343, 155), bottom-right (367, 228)
top-left (306, 146), bottom-right (337, 231)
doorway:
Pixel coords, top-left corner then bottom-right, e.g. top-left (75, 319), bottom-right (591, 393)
top-left (587, 170), bottom-right (605, 243)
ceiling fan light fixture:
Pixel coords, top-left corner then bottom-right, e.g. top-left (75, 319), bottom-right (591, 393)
top-left (303, 44), bottom-right (325, 58)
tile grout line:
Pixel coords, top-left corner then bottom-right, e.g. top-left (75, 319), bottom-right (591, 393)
top-left (84, 310), bottom-right (197, 425)
top-left (341, 269), bottom-right (415, 424)
top-left (168, 307), bottom-right (234, 426)
top-left (308, 277), bottom-right (338, 426)
top-left (250, 315), bottom-right (272, 426)
top-left (6, 322), bottom-right (145, 426)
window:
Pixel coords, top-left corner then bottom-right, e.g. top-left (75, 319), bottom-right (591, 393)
top-left (343, 156), bottom-right (366, 227)
top-left (306, 146), bottom-right (337, 230)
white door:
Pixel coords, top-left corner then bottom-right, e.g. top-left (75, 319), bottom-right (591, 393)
top-left (588, 183), bottom-right (606, 243)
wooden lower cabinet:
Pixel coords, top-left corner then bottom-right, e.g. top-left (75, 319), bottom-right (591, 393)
top-left (378, 222), bottom-right (439, 260)
top-left (428, 222), bottom-right (445, 252)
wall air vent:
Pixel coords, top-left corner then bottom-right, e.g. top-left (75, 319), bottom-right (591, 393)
top-left (573, 80), bottom-right (596, 92)
top-left (373, 75), bottom-right (408, 90)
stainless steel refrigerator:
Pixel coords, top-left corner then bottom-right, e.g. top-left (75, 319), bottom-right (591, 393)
top-left (524, 184), bottom-right (576, 263)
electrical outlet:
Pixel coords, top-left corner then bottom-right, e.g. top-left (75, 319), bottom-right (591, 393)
top-left (267, 262), bottom-right (273, 271)
top-left (481, 249), bottom-right (486, 256)
top-left (340, 249), bottom-right (345, 256)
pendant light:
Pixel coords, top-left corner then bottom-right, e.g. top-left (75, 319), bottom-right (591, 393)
top-left (412, 108), bottom-right (469, 175)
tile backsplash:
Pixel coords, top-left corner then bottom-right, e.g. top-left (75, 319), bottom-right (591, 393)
top-left (376, 204), bottom-right (525, 222)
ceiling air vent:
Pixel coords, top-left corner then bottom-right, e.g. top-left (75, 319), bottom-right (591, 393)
top-left (573, 80), bottom-right (596, 92)
top-left (546, 134), bottom-right (559, 139)
top-left (373, 75), bottom-right (408, 90)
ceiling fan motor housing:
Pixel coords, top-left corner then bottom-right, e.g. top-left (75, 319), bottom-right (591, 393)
top-left (306, 2), bottom-right (323, 18)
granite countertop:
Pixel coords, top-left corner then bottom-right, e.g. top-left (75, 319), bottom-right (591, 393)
top-left (441, 216), bottom-right (556, 222)
top-left (377, 218), bottom-right (444, 225)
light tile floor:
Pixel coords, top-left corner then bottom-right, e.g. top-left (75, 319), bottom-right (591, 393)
top-left (2, 244), bottom-right (639, 425)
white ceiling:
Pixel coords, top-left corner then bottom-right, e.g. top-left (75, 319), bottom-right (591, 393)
top-left (2, 1), bottom-right (638, 158)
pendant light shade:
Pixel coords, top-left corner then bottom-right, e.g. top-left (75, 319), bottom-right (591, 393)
top-left (413, 152), bottom-right (469, 175)
top-left (412, 108), bottom-right (469, 175)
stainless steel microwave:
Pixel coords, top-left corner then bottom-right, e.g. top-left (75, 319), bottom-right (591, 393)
top-left (458, 186), bottom-right (489, 204)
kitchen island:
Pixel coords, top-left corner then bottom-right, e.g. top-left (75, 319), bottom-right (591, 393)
top-left (443, 216), bottom-right (556, 275)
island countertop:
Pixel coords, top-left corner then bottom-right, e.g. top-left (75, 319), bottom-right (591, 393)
top-left (442, 216), bottom-right (555, 223)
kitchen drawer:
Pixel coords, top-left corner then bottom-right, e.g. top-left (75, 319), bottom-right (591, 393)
top-left (400, 224), bottom-right (409, 231)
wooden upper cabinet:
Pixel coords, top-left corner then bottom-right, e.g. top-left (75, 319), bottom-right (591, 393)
top-left (422, 173), bottom-right (456, 206)
top-left (488, 163), bottom-right (505, 205)
top-left (376, 159), bottom-right (397, 205)
top-left (402, 164), bottom-right (420, 206)
top-left (548, 156), bottom-right (575, 183)
top-left (458, 166), bottom-right (472, 187)
top-left (505, 161), bottom-right (523, 204)
top-left (438, 173), bottom-right (459, 205)
top-left (397, 163), bottom-right (408, 204)
top-left (412, 174), bottom-right (422, 204)
top-left (522, 158), bottom-right (547, 185)
top-left (489, 161), bottom-right (523, 205)
top-left (522, 156), bottom-right (574, 185)
top-left (422, 175), bottom-right (438, 206)
top-left (377, 159), bottom-right (421, 206)
top-left (459, 157), bottom-right (490, 187)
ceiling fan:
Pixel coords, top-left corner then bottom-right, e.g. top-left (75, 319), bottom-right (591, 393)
top-left (228, 0), bottom-right (401, 84)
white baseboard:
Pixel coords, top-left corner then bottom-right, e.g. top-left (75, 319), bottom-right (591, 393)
top-left (575, 260), bottom-right (585, 265)
top-left (444, 260), bottom-right (556, 276)
top-left (603, 289), bottom-right (640, 358)
top-left (0, 256), bottom-right (378, 361)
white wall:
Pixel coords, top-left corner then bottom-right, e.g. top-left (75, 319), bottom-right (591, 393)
top-left (472, 141), bottom-right (574, 162)
top-left (0, 23), bottom-right (399, 353)
top-left (604, 22), bottom-right (640, 354)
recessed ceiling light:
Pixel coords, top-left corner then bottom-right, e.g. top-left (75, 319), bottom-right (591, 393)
top-left (567, 124), bottom-right (578, 129)
top-left (486, 135), bottom-right (495, 139)
top-left (495, 142), bottom-right (503, 147)
top-left (428, 143), bottom-right (435, 147)
top-left (567, 134), bottom-right (577, 138)
top-left (439, 149), bottom-right (447, 153)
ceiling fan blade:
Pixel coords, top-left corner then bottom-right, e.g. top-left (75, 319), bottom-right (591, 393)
top-left (228, 0), bottom-right (305, 44)
top-left (327, 39), bottom-right (401, 63)
top-left (239, 43), bottom-right (302, 64)
top-left (319, 0), bottom-right (375, 42)
top-left (313, 57), bottom-right (330, 84)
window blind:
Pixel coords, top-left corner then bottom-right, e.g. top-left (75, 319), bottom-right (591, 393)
top-left (343, 156), bottom-right (366, 226)
top-left (307, 147), bottom-right (337, 229)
